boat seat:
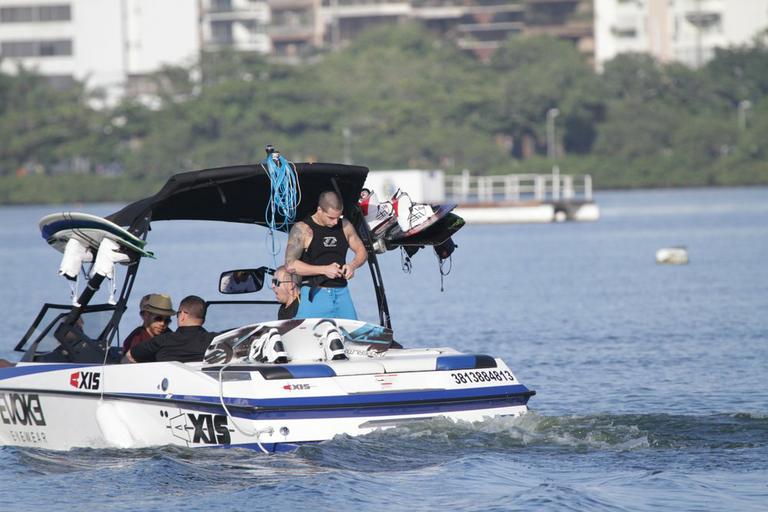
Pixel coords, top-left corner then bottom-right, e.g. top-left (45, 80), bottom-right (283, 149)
top-left (380, 354), bottom-right (498, 373)
top-left (435, 354), bottom-right (497, 370)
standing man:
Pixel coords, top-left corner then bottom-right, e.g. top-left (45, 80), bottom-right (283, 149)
top-left (122, 293), bottom-right (175, 354)
top-left (285, 191), bottom-right (366, 319)
top-left (123, 295), bottom-right (215, 363)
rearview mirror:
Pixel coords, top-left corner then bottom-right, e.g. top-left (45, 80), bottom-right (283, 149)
top-left (219, 268), bottom-right (267, 294)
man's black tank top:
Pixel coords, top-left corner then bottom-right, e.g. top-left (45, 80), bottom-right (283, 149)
top-left (301, 215), bottom-right (349, 288)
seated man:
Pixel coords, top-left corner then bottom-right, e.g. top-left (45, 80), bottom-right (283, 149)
top-left (271, 265), bottom-right (301, 320)
top-left (285, 190), bottom-right (366, 319)
top-left (123, 295), bottom-right (214, 363)
top-left (122, 293), bottom-right (175, 354)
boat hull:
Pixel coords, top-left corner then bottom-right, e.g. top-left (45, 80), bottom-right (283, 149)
top-left (0, 357), bottom-right (533, 452)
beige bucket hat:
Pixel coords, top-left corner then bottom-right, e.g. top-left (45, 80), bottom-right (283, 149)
top-left (141, 293), bottom-right (176, 316)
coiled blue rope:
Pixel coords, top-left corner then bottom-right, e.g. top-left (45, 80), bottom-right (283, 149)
top-left (263, 152), bottom-right (301, 262)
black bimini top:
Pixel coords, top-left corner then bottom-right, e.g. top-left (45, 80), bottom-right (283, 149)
top-left (107, 162), bottom-right (369, 233)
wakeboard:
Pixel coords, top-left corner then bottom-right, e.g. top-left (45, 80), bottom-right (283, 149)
top-left (385, 206), bottom-right (462, 247)
top-left (39, 212), bottom-right (154, 258)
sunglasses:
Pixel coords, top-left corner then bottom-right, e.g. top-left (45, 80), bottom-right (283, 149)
top-left (150, 315), bottom-right (171, 323)
top-left (271, 278), bottom-right (293, 287)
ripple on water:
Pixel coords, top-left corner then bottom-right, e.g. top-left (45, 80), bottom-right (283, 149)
top-left (1, 411), bottom-right (767, 511)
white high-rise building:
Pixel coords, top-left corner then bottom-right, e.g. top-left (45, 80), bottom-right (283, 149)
top-left (0, 0), bottom-right (200, 103)
top-left (595, 0), bottom-right (768, 69)
top-left (0, 0), bottom-right (325, 101)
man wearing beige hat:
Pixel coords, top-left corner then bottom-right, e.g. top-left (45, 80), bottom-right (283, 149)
top-left (121, 293), bottom-right (175, 354)
top-left (124, 295), bottom-right (215, 363)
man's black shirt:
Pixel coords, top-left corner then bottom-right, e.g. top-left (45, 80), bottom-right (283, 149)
top-left (278, 299), bottom-right (299, 320)
top-left (130, 326), bottom-right (214, 363)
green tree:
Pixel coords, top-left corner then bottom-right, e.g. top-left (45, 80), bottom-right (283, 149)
top-left (490, 36), bottom-right (601, 157)
top-left (0, 67), bottom-right (111, 176)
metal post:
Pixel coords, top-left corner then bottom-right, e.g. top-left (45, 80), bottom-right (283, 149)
top-left (552, 165), bottom-right (560, 201)
top-left (738, 100), bottom-right (752, 130)
top-left (511, 175), bottom-right (519, 201)
top-left (534, 175), bottom-right (545, 201)
top-left (584, 175), bottom-right (593, 201)
top-left (546, 108), bottom-right (559, 161)
top-left (461, 169), bottom-right (470, 201)
top-left (503, 175), bottom-right (513, 201)
top-left (342, 127), bottom-right (352, 164)
top-left (563, 174), bottom-right (574, 199)
top-left (547, 109), bottom-right (561, 202)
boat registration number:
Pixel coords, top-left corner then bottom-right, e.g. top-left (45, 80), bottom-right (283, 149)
top-left (450, 370), bottom-right (514, 385)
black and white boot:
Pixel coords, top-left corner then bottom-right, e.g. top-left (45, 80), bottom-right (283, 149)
top-left (314, 320), bottom-right (348, 361)
top-left (249, 328), bottom-right (288, 364)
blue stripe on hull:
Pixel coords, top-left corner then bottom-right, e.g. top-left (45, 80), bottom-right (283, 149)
top-left (283, 364), bottom-right (337, 378)
top-left (239, 393), bottom-right (531, 420)
top-left (116, 385), bottom-right (533, 420)
top-left (0, 364), bottom-right (93, 380)
top-left (121, 384), bottom-right (532, 410)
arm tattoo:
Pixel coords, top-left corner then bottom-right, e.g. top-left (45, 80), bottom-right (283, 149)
top-left (285, 223), bottom-right (307, 265)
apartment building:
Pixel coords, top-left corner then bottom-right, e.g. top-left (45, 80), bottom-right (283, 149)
top-left (0, 0), bottom-right (594, 103)
top-left (202, 0), bottom-right (270, 54)
top-left (201, 0), bottom-right (323, 60)
top-left (0, 0), bottom-right (328, 99)
top-left (322, 0), bottom-right (593, 61)
top-left (594, 0), bottom-right (768, 69)
top-left (0, 0), bottom-right (199, 103)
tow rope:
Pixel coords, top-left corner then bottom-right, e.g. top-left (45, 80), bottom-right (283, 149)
top-left (262, 145), bottom-right (301, 265)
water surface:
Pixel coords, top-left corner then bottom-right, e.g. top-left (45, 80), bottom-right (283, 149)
top-left (0, 187), bottom-right (766, 511)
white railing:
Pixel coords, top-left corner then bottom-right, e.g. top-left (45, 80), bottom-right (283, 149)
top-left (445, 169), bottom-right (593, 203)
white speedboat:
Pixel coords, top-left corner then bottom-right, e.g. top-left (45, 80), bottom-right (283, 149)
top-left (0, 160), bottom-right (534, 452)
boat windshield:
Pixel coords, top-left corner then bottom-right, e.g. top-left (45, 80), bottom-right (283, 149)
top-left (204, 300), bottom-right (280, 334)
top-left (15, 304), bottom-right (116, 357)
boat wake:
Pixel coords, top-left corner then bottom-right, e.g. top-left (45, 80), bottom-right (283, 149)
top-left (2, 411), bottom-right (765, 510)
top-left (305, 411), bottom-right (768, 462)
top-left (5, 411), bottom-right (766, 461)
top-left (292, 412), bottom-right (768, 469)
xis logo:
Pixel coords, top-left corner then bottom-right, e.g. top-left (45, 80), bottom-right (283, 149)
top-left (163, 410), bottom-right (233, 445)
top-left (322, 236), bottom-right (338, 248)
top-left (283, 383), bottom-right (310, 391)
top-left (69, 371), bottom-right (101, 390)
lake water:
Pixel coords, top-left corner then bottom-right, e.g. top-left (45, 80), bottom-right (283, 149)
top-left (0, 187), bottom-right (766, 511)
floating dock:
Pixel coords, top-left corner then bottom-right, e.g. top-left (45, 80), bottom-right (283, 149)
top-left (365, 169), bottom-right (600, 224)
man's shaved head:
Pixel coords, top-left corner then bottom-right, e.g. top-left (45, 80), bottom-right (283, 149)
top-left (318, 191), bottom-right (343, 212)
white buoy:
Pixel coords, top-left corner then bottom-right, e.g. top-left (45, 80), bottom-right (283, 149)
top-left (656, 247), bottom-right (689, 265)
